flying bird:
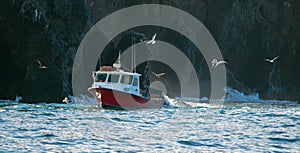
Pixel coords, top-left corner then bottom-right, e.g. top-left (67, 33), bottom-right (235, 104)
top-left (34, 9), bottom-right (38, 18)
top-left (265, 56), bottom-right (279, 63)
top-left (151, 71), bottom-right (165, 78)
top-left (37, 59), bottom-right (48, 69)
top-left (147, 33), bottom-right (157, 45)
top-left (212, 59), bottom-right (227, 68)
top-left (62, 97), bottom-right (70, 104)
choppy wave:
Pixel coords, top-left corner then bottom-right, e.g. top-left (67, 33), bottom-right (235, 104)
top-left (164, 87), bottom-right (297, 107)
top-left (66, 95), bottom-right (97, 104)
top-left (1, 87), bottom-right (297, 107)
top-left (224, 87), bottom-right (296, 103)
top-left (0, 99), bottom-right (299, 152)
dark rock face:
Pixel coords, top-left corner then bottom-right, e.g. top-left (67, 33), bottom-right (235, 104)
top-left (0, 0), bottom-right (93, 102)
top-left (0, 0), bottom-right (299, 102)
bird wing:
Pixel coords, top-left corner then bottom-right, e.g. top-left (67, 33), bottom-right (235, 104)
top-left (217, 61), bottom-right (227, 65)
top-left (220, 61), bottom-right (227, 64)
top-left (215, 61), bottom-right (227, 67)
top-left (152, 33), bottom-right (157, 41)
top-left (157, 73), bottom-right (165, 77)
top-left (34, 9), bottom-right (38, 17)
top-left (211, 59), bottom-right (217, 67)
top-left (151, 71), bottom-right (157, 75)
top-left (146, 40), bottom-right (152, 44)
top-left (273, 56), bottom-right (279, 61)
top-left (264, 59), bottom-right (271, 62)
top-left (37, 59), bottom-right (42, 66)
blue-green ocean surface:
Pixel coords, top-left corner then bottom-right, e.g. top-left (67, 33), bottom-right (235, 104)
top-left (0, 100), bottom-right (299, 152)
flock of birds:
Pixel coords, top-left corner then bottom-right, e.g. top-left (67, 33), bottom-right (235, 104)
top-left (146, 33), bottom-right (280, 78)
top-left (211, 55), bottom-right (280, 69)
top-left (56, 33), bottom-right (279, 103)
top-left (36, 33), bottom-right (280, 79)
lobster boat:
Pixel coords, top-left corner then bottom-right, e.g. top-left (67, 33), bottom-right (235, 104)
top-left (88, 54), bottom-right (164, 109)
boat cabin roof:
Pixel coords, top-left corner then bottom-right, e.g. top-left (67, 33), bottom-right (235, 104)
top-left (95, 70), bottom-right (141, 76)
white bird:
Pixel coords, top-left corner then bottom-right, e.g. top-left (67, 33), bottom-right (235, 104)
top-left (37, 59), bottom-right (48, 69)
top-left (34, 9), bottom-right (38, 17)
top-left (62, 97), bottom-right (69, 104)
top-left (151, 71), bottom-right (165, 78)
top-left (265, 56), bottom-right (279, 63)
top-left (147, 33), bottom-right (157, 45)
top-left (34, 9), bottom-right (38, 20)
top-left (212, 59), bottom-right (227, 68)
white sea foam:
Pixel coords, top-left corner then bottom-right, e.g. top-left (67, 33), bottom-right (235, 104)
top-left (15, 95), bottom-right (23, 102)
top-left (68, 95), bottom-right (97, 104)
top-left (224, 87), bottom-right (295, 103)
top-left (224, 87), bottom-right (260, 102)
top-left (0, 95), bottom-right (22, 103)
top-left (163, 94), bottom-right (209, 107)
top-left (168, 87), bottom-right (296, 104)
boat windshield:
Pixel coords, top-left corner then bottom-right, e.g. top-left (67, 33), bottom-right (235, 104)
top-left (108, 74), bottom-right (120, 83)
top-left (120, 75), bottom-right (133, 84)
top-left (95, 73), bottom-right (107, 82)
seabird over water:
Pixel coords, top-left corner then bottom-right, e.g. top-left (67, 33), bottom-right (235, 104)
top-left (151, 71), bottom-right (165, 78)
top-left (265, 56), bottom-right (280, 63)
top-left (147, 33), bottom-right (157, 45)
top-left (212, 59), bottom-right (227, 68)
top-left (37, 59), bottom-right (48, 69)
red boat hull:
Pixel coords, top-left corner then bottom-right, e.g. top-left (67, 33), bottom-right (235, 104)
top-left (88, 88), bottom-right (164, 109)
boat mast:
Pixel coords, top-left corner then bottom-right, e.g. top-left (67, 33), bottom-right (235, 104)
top-left (113, 50), bottom-right (121, 71)
top-left (98, 54), bottom-right (101, 71)
top-left (117, 50), bottom-right (121, 64)
top-left (133, 37), bottom-right (136, 73)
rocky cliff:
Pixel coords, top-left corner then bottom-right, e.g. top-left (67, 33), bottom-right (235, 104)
top-left (0, 0), bottom-right (299, 102)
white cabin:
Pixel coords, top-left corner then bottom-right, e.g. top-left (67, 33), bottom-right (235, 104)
top-left (92, 70), bottom-right (141, 96)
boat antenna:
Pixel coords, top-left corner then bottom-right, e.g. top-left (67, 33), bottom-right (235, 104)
top-left (99, 54), bottom-right (101, 71)
top-left (133, 37), bottom-right (136, 73)
top-left (131, 37), bottom-right (134, 73)
top-left (117, 50), bottom-right (121, 64)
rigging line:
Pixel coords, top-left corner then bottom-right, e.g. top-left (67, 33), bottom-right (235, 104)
top-left (131, 37), bottom-right (133, 72)
top-left (134, 37), bottom-right (136, 73)
top-left (99, 53), bottom-right (101, 70)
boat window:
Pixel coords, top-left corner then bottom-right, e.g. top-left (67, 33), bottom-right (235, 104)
top-left (95, 73), bottom-right (107, 82)
top-left (120, 75), bottom-right (133, 84)
top-left (132, 78), bottom-right (138, 86)
top-left (108, 74), bottom-right (120, 83)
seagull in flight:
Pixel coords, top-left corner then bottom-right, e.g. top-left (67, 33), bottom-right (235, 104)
top-left (151, 71), bottom-right (165, 78)
top-left (62, 97), bottom-right (70, 104)
top-left (212, 59), bottom-right (227, 68)
top-left (37, 59), bottom-right (48, 69)
top-left (265, 56), bottom-right (279, 63)
top-left (34, 9), bottom-right (38, 18)
top-left (147, 33), bottom-right (157, 45)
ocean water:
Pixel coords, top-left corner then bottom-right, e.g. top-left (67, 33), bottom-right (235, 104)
top-left (0, 99), bottom-right (299, 152)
